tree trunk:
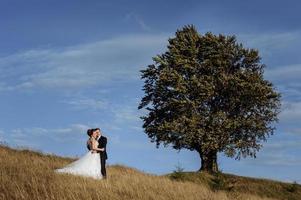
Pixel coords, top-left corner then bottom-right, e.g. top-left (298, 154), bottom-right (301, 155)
top-left (198, 150), bottom-right (218, 173)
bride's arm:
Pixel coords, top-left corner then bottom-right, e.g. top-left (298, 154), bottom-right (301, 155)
top-left (92, 139), bottom-right (104, 152)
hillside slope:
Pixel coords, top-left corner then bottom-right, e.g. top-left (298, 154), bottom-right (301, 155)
top-left (167, 170), bottom-right (301, 200)
top-left (0, 145), bottom-right (299, 200)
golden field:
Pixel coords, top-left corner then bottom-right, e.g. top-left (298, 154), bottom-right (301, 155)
top-left (0, 144), bottom-right (300, 200)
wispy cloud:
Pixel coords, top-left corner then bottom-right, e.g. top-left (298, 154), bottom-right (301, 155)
top-left (61, 93), bottom-right (143, 131)
top-left (105, 102), bottom-right (143, 132)
top-left (2, 31), bottom-right (298, 93)
top-left (0, 34), bottom-right (168, 92)
top-left (279, 101), bottom-right (301, 122)
top-left (238, 138), bottom-right (301, 167)
top-left (265, 64), bottom-right (301, 84)
top-left (252, 153), bottom-right (301, 166)
top-left (62, 97), bottom-right (109, 111)
top-left (125, 13), bottom-right (151, 31)
top-left (286, 128), bottom-right (301, 136)
top-left (242, 150), bottom-right (301, 166)
top-left (237, 31), bottom-right (301, 56)
top-left (0, 130), bottom-right (4, 142)
top-left (260, 62), bottom-right (301, 123)
top-left (6, 123), bottom-right (91, 147)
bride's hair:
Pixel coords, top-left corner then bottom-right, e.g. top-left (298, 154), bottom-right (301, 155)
top-left (87, 129), bottom-right (93, 137)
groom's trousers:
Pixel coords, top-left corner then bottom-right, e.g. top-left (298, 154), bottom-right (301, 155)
top-left (100, 154), bottom-right (107, 178)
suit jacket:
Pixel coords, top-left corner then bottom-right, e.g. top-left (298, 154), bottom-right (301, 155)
top-left (97, 136), bottom-right (108, 160)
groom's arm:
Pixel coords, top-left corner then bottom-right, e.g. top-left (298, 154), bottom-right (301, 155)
top-left (92, 139), bottom-right (104, 152)
top-left (103, 137), bottom-right (107, 150)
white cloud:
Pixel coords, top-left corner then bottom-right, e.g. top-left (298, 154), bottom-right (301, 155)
top-left (107, 97), bottom-right (145, 132)
top-left (114, 105), bottom-right (140, 124)
top-left (237, 32), bottom-right (301, 100)
top-left (265, 64), bottom-right (301, 84)
top-left (125, 13), bottom-right (151, 31)
top-left (238, 139), bottom-right (301, 167)
top-left (287, 128), bottom-right (301, 136)
top-left (62, 95), bottom-right (143, 131)
top-left (7, 123), bottom-right (91, 147)
top-left (259, 63), bottom-right (301, 124)
top-left (0, 34), bottom-right (169, 92)
top-left (62, 97), bottom-right (109, 111)
top-left (263, 140), bottom-right (301, 151)
top-left (255, 153), bottom-right (301, 166)
top-left (279, 101), bottom-right (301, 123)
top-left (0, 130), bottom-right (4, 142)
top-left (238, 31), bottom-right (300, 56)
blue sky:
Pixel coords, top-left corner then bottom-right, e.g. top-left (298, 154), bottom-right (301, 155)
top-left (1, 0), bottom-right (301, 183)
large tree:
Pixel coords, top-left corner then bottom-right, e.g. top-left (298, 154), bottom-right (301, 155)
top-left (138, 25), bottom-right (281, 173)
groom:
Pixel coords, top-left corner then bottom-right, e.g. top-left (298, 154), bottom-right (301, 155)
top-left (94, 128), bottom-right (108, 179)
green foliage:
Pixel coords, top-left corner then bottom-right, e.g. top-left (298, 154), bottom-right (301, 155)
top-left (174, 162), bottom-right (185, 173)
top-left (211, 171), bottom-right (228, 191)
top-left (286, 181), bottom-right (299, 193)
top-left (138, 25), bottom-right (281, 171)
top-left (170, 162), bottom-right (185, 181)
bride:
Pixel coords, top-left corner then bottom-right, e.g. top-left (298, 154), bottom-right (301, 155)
top-left (55, 129), bottom-right (104, 179)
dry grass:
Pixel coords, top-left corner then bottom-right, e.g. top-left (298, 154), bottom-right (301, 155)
top-left (0, 145), bottom-right (293, 200)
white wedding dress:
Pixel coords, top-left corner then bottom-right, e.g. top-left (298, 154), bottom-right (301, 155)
top-left (55, 139), bottom-right (102, 179)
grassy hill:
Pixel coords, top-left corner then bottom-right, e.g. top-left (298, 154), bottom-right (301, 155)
top-left (0, 144), bottom-right (300, 200)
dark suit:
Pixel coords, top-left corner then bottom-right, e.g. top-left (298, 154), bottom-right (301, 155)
top-left (97, 136), bottom-right (107, 177)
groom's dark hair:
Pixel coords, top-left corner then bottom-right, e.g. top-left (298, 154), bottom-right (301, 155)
top-left (90, 128), bottom-right (100, 134)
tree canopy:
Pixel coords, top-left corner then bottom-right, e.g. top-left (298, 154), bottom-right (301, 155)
top-left (138, 25), bottom-right (281, 172)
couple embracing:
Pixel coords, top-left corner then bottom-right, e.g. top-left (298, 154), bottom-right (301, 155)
top-left (55, 128), bottom-right (108, 179)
